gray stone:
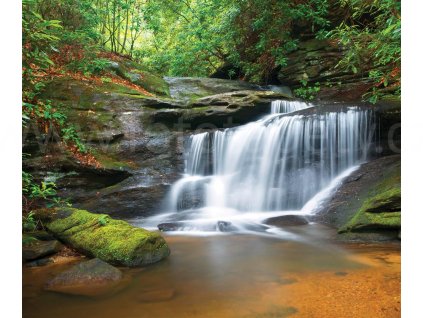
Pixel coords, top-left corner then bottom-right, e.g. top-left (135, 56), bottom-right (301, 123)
top-left (22, 240), bottom-right (62, 261)
top-left (45, 258), bottom-right (123, 296)
top-left (264, 215), bottom-right (309, 227)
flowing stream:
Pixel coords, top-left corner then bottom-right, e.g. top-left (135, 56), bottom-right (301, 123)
top-left (134, 99), bottom-right (375, 235)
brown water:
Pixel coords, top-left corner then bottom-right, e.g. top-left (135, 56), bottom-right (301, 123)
top-left (23, 225), bottom-right (400, 318)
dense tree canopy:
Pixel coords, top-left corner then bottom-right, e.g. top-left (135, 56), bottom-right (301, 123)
top-left (24, 0), bottom-right (401, 88)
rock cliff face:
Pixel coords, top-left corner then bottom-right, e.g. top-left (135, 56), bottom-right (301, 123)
top-left (22, 64), bottom-right (290, 218)
top-left (276, 39), bottom-right (376, 101)
top-left (213, 38), bottom-right (385, 102)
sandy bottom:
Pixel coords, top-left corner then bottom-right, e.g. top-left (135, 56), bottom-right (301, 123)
top-left (23, 229), bottom-right (400, 318)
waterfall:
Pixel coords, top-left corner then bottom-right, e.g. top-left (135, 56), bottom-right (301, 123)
top-left (270, 100), bottom-right (311, 114)
top-left (137, 100), bottom-right (375, 234)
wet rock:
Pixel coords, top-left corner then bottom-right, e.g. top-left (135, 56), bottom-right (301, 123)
top-left (136, 288), bottom-right (176, 303)
top-left (366, 192), bottom-right (401, 213)
top-left (25, 257), bottom-right (54, 267)
top-left (217, 221), bottom-right (238, 232)
top-left (263, 215), bottom-right (309, 227)
top-left (45, 258), bottom-right (123, 296)
top-left (151, 90), bottom-right (292, 129)
top-left (35, 208), bottom-right (170, 267)
top-left (22, 240), bottom-right (62, 261)
top-left (313, 155), bottom-right (401, 241)
top-left (158, 222), bottom-right (184, 231)
top-left (79, 183), bottom-right (171, 219)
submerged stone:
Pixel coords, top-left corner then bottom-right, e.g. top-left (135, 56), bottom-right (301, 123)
top-left (136, 288), bottom-right (176, 303)
top-left (45, 258), bottom-right (123, 296)
top-left (25, 257), bottom-right (54, 267)
top-left (35, 208), bottom-right (170, 267)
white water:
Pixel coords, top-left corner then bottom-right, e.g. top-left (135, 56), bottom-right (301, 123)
top-left (270, 100), bottom-right (311, 114)
top-left (134, 100), bottom-right (375, 235)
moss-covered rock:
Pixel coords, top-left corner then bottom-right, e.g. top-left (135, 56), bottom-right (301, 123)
top-left (164, 76), bottom-right (262, 101)
top-left (34, 208), bottom-right (170, 267)
top-left (108, 60), bottom-right (170, 97)
top-left (339, 164), bottom-right (401, 233)
top-left (313, 155), bottom-right (401, 241)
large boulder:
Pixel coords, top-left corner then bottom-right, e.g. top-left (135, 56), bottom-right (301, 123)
top-left (314, 155), bottom-right (400, 240)
top-left (45, 258), bottom-right (123, 296)
top-left (35, 208), bottom-right (170, 267)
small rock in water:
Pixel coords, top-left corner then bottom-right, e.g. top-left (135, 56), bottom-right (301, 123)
top-left (25, 257), bottom-right (53, 267)
top-left (263, 215), bottom-right (309, 227)
top-left (23, 240), bottom-right (62, 261)
top-left (334, 271), bottom-right (348, 276)
top-left (45, 258), bottom-right (123, 296)
top-left (136, 288), bottom-right (175, 303)
top-left (158, 222), bottom-right (183, 231)
top-left (217, 221), bottom-right (238, 232)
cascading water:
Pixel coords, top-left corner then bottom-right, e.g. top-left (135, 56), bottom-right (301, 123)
top-left (270, 100), bottom-right (311, 114)
top-left (136, 100), bottom-right (375, 235)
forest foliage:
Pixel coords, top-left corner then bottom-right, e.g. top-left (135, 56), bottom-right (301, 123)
top-left (23, 0), bottom-right (401, 96)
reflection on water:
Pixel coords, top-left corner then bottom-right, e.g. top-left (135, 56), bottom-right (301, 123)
top-left (23, 227), bottom-right (400, 318)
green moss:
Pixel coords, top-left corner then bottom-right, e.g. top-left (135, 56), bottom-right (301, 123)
top-left (100, 82), bottom-right (144, 96)
top-left (22, 235), bottom-right (39, 246)
top-left (109, 59), bottom-right (170, 97)
top-left (36, 208), bottom-right (170, 267)
top-left (92, 151), bottom-right (138, 170)
top-left (339, 165), bottom-right (401, 233)
top-left (340, 211), bottom-right (401, 233)
top-left (129, 69), bottom-right (170, 97)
